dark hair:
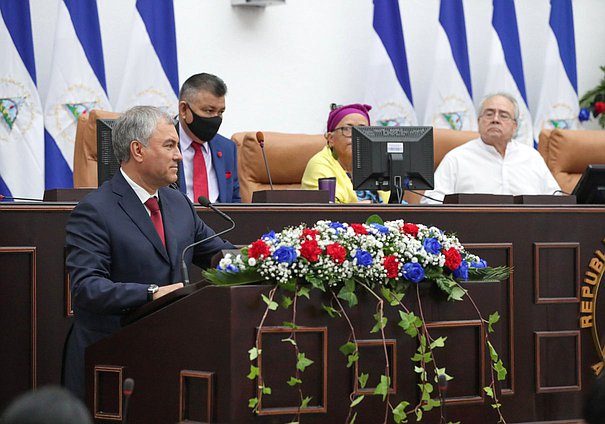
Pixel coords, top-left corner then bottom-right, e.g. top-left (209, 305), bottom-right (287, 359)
top-left (179, 73), bottom-right (227, 102)
top-left (0, 386), bottom-right (92, 424)
top-left (585, 374), bottom-right (605, 424)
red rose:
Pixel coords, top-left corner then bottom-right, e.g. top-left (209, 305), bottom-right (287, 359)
top-left (300, 239), bottom-right (322, 262)
top-left (225, 171), bottom-right (232, 179)
top-left (401, 223), bottom-right (419, 237)
top-left (217, 151), bottom-right (223, 157)
top-left (326, 242), bottom-right (346, 264)
top-left (595, 101), bottom-right (605, 114)
top-left (301, 228), bottom-right (320, 239)
top-left (350, 223), bottom-right (368, 235)
top-left (383, 255), bottom-right (400, 279)
top-left (443, 247), bottom-right (462, 271)
top-left (248, 240), bottom-right (270, 260)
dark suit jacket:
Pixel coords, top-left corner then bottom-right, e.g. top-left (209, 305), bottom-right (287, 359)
top-left (63, 171), bottom-right (234, 399)
top-left (177, 132), bottom-right (241, 203)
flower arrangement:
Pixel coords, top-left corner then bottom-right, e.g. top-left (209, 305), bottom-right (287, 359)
top-left (204, 216), bottom-right (509, 423)
top-left (579, 65), bottom-right (605, 128)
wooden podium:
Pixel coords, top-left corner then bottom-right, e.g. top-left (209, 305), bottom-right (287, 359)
top-left (86, 282), bottom-right (505, 423)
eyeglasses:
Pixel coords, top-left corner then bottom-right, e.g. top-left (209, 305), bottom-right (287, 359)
top-left (332, 125), bottom-right (366, 137)
top-left (480, 109), bottom-right (515, 122)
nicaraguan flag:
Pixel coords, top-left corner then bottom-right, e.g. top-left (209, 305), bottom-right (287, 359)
top-left (114, 0), bottom-right (179, 115)
top-left (365, 0), bottom-right (417, 126)
top-left (482, 0), bottom-right (533, 147)
top-left (423, 0), bottom-right (476, 131)
top-left (0, 0), bottom-right (44, 200)
top-left (44, 0), bottom-right (111, 189)
top-left (533, 0), bottom-right (578, 141)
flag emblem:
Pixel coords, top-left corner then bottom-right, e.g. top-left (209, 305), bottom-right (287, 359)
top-left (375, 102), bottom-right (415, 127)
top-left (65, 102), bottom-right (96, 120)
top-left (0, 97), bottom-right (23, 130)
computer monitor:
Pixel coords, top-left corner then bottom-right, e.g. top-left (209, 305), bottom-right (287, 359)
top-left (572, 164), bottom-right (605, 204)
top-left (352, 126), bottom-right (434, 203)
top-left (96, 118), bottom-right (119, 186)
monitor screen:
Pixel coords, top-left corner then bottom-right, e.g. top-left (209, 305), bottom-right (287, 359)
top-left (572, 164), bottom-right (605, 204)
top-left (96, 118), bottom-right (119, 186)
top-left (352, 126), bottom-right (434, 202)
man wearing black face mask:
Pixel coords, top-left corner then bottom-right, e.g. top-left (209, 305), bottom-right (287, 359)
top-left (177, 73), bottom-right (241, 203)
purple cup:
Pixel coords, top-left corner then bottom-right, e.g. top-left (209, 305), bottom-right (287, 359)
top-left (318, 177), bottom-right (336, 203)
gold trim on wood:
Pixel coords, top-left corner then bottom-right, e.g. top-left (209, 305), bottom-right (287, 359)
top-left (535, 331), bottom-right (582, 393)
top-left (534, 242), bottom-right (581, 304)
top-left (353, 339), bottom-right (397, 395)
top-left (93, 366), bottom-right (124, 421)
top-left (426, 320), bottom-right (485, 404)
top-left (0, 247), bottom-right (37, 390)
top-left (256, 326), bottom-right (328, 416)
top-left (179, 370), bottom-right (214, 423)
top-left (464, 242), bottom-right (515, 396)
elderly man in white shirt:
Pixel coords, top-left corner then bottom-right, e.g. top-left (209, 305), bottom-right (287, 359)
top-left (422, 93), bottom-right (561, 204)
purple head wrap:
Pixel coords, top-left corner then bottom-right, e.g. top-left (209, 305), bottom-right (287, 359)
top-left (327, 103), bottom-right (372, 132)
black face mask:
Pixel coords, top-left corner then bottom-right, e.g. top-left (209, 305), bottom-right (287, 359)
top-left (185, 104), bottom-right (222, 142)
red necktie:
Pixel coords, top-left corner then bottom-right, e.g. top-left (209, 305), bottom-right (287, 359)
top-left (191, 142), bottom-right (209, 201)
top-left (145, 197), bottom-right (165, 247)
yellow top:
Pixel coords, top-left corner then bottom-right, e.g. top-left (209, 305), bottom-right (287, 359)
top-left (301, 145), bottom-right (389, 204)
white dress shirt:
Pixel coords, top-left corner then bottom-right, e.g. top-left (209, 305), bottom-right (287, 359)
top-left (120, 168), bottom-right (158, 216)
top-left (178, 126), bottom-right (219, 203)
top-left (421, 138), bottom-right (561, 204)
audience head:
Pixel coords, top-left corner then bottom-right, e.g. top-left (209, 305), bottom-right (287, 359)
top-left (477, 93), bottom-right (519, 152)
top-left (0, 386), bottom-right (92, 424)
top-left (585, 373), bottom-right (605, 424)
top-left (326, 103), bottom-right (372, 172)
top-left (113, 105), bottom-right (181, 192)
top-left (179, 73), bottom-right (227, 142)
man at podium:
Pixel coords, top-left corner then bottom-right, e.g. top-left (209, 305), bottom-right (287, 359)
top-left (62, 106), bottom-right (235, 400)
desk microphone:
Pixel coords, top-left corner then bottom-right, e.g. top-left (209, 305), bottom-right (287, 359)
top-left (256, 131), bottom-right (274, 190)
top-left (180, 196), bottom-right (236, 285)
top-left (122, 377), bottom-right (134, 424)
top-left (0, 194), bottom-right (44, 202)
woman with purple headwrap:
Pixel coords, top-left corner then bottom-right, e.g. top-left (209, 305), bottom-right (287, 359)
top-left (301, 103), bottom-right (389, 203)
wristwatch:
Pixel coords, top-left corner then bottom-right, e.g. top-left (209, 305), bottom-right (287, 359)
top-left (147, 284), bottom-right (159, 301)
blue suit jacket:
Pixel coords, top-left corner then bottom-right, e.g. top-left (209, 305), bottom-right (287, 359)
top-left (63, 171), bottom-right (233, 399)
top-left (178, 133), bottom-right (241, 203)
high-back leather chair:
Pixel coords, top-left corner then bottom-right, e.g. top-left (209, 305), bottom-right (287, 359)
top-left (232, 128), bottom-right (478, 204)
top-left (73, 109), bottom-right (121, 188)
top-left (538, 128), bottom-right (605, 194)
top-left (231, 132), bottom-right (326, 203)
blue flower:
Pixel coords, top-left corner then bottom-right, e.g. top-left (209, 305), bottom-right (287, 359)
top-left (402, 262), bottom-right (425, 284)
top-left (329, 222), bottom-right (346, 232)
top-left (354, 250), bottom-right (373, 267)
top-left (470, 259), bottom-right (488, 269)
top-left (217, 264), bottom-right (239, 273)
top-left (262, 230), bottom-right (278, 242)
top-left (423, 238), bottom-right (442, 255)
top-left (370, 223), bottom-right (389, 234)
top-left (453, 260), bottom-right (469, 281)
top-left (579, 108), bottom-right (591, 122)
top-left (273, 246), bottom-right (297, 264)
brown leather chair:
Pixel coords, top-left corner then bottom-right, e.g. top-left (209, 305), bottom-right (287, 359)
top-left (232, 129), bottom-right (478, 204)
top-left (538, 129), bottom-right (605, 194)
top-left (231, 132), bottom-right (326, 203)
top-left (73, 109), bottom-right (120, 188)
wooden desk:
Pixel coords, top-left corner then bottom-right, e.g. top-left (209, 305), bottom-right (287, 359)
top-left (1, 203), bottom-right (603, 422)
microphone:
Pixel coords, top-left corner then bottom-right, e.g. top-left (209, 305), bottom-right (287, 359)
top-left (438, 373), bottom-right (448, 423)
top-left (255, 131), bottom-right (274, 190)
top-left (0, 194), bottom-right (44, 202)
top-left (179, 196), bottom-right (236, 285)
top-left (122, 377), bottom-right (135, 424)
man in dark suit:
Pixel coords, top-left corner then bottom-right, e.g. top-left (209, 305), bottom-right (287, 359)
top-left (177, 73), bottom-right (241, 203)
top-left (63, 106), bottom-right (234, 400)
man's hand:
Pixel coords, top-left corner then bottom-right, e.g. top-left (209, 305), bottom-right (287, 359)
top-left (153, 282), bottom-right (184, 300)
